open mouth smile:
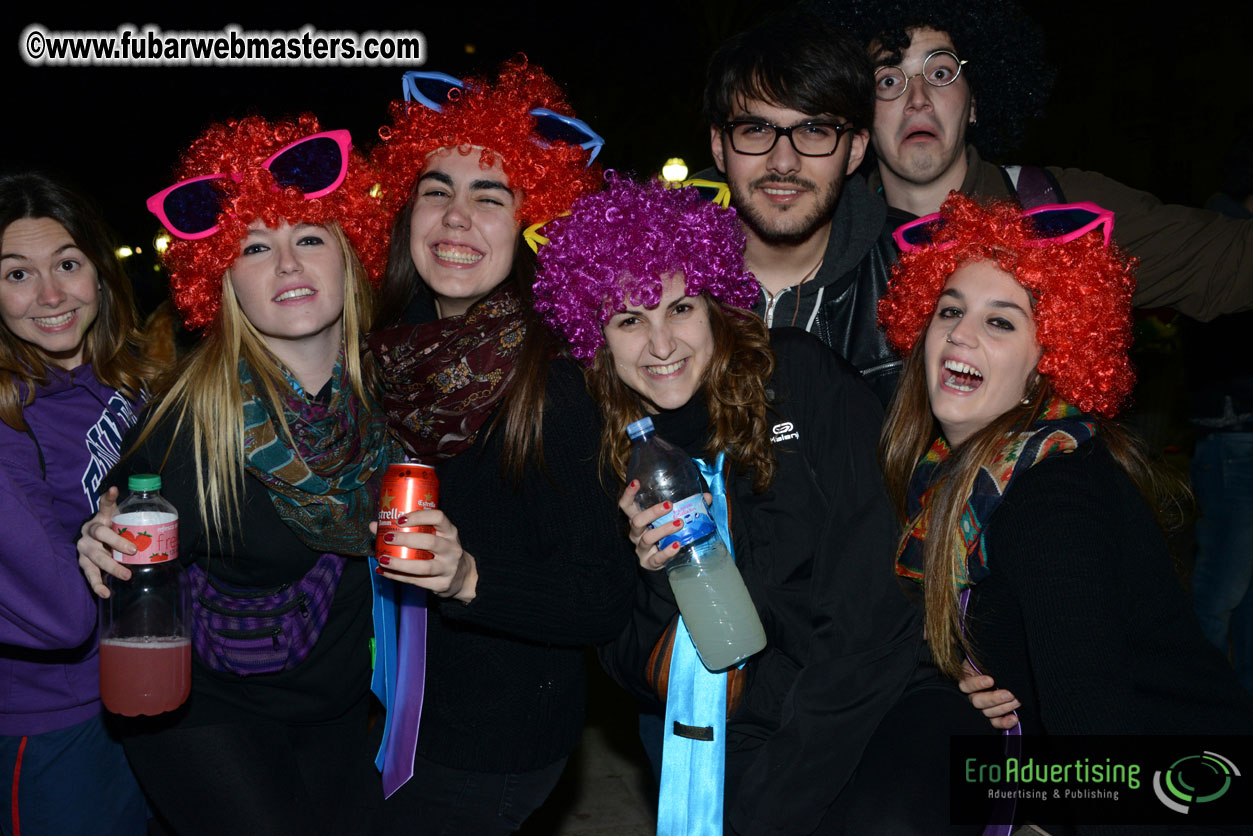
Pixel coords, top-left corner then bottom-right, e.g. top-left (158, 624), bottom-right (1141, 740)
top-left (645, 358), bottom-right (687, 377)
top-left (32, 310), bottom-right (76, 330)
top-left (943, 358), bottom-right (983, 392)
top-left (433, 244), bottom-right (484, 265)
top-left (273, 287), bottom-right (316, 303)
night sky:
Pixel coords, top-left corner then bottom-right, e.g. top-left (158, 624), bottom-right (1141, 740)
top-left (4, 0), bottom-right (1248, 301)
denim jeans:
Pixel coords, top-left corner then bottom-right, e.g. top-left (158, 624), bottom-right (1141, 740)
top-left (1191, 432), bottom-right (1253, 693)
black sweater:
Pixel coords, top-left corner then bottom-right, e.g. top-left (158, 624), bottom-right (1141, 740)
top-left (110, 414), bottom-right (373, 726)
top-left (971, 441), bottom-right (1253, 738)
top-left (413, 356), bottom-right (637, 772)
top-left (599, 330), bottom-right (924, 835)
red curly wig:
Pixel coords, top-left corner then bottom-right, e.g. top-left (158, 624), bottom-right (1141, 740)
top-left (878, 193), bottom-right (1137, 417)
top-left (371, 57), bottom-right (601, 226)
top-left (160, 114), bottom-right (389, 331)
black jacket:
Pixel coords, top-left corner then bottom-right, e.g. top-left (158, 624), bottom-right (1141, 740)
top-left (599, 330), bottom-right (923, 834)
top-left (732, 174), bottom-right (903, 406)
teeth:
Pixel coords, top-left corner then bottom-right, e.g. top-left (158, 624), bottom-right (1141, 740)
top-left (434, 245), bottom-right (483, 264)
top-left (273, 288), bottom-right (315, 302)
top-left (646, 359), bottom-right (686, 376)
top-left (943, 359), bottom-right (982, 378)
top-left (762, 188), bottom-right (799, 195)
top-left (944, 374), bottom-right (976, 392)
top-left (33, 311), bottom-right (74, 327)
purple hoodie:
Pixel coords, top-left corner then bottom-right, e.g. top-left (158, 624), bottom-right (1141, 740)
top-left (0, 365), bottom-right (140, 736)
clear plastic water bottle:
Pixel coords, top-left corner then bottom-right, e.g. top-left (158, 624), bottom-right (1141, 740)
top-left (99, 474), bottom-right (191, 716)
top-left (626, 418), bottom-right (766, 671)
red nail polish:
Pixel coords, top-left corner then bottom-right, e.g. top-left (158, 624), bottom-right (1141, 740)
top-left (396, 516), bottom-right (408, 526)
top-left (662, 501), bottom-right (671, 510)
top-left (375, 566), bottom-right (386, 575)
top-left (383, 533), bottom-right (395, 543)
top-left (378, 555), bottom-right (390, 565)
top-left (673, 520), bottom-right (682, 527)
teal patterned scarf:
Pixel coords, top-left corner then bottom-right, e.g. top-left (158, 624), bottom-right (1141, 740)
top-left (240, 352), bottom-right (396, 555)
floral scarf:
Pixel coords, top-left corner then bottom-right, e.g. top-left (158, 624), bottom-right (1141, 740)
top-left (367, 284), bottom-right (524, 462)
top-left (896, 399), bottom-right (1096, 587)
top-left (240, 352), bottom-right (396, 556)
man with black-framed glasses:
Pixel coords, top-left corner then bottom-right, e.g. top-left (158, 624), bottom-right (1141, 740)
top-left (703, 9), bottom-right (905, 404)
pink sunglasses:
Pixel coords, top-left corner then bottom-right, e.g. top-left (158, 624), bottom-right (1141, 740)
top-left (893, 201), bottom-right (1114, 252)
top-left (146, 129), bottom-right (352, 240)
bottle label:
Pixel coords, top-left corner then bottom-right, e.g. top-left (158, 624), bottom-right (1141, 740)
top-left (650, 493), bottom-right (717, 550)
top-left (112, 512), bottom-right (178, 564)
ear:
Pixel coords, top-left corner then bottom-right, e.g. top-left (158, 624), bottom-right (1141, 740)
top-left (845, 128), bottom-right (870, 176)
top-left (968, 93), bottom-right (977, 126)
top-left (710, 124), bottom-right (727, 175)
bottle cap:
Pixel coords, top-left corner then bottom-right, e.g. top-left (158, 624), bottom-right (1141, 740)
top-left (128, 474), bottom-right (162, 492)
top-left (626, 417), bottom-right (654, 441)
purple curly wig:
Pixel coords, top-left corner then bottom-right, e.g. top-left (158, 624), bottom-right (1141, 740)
top-left (533, 176), bottom-right (758, 363)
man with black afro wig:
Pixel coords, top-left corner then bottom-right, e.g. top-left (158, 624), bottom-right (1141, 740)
top-left (818, 0), bottom-right (1253, 323)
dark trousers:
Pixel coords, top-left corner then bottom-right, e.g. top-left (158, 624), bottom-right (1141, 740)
top-left (122, 695), bottom-right (378, 836)
top-left (376, 752), bottom-right (567, 836)
top-left (1, 713), bottom-right (146, 836)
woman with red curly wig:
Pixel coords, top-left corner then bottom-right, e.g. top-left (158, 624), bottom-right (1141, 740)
top-left (75, 115), bottom-right (396, 835)
top-left (362, 60), bottom-right (634, 834)
top-left (878, 195), bottom-right (1252, 772)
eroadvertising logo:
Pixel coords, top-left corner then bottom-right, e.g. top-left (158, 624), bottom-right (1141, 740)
top-left (1152, 751), bottom-right (1240, 814)
top-left (950, 736), bottom-right (1251, 827)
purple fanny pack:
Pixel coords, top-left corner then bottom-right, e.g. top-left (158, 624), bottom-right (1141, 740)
top-left (188, 553), bottom-right (346, 676)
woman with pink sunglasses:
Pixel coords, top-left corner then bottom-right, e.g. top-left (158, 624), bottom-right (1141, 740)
top-left (878, 194), bottom-right (1252, 829)
top-left (76, 115), bottom-right (395, 835)
top-left (0, 173), bottom-right (151, 836)
top-left (361, 60), bottom-right (634, 834)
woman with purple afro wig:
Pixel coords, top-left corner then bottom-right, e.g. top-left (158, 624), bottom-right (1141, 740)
top-left (533, 176), bottom-right (757, 364)
top-left (534, 175), bottom-right (929, 834)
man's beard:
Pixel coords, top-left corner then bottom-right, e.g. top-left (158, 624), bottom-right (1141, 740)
top-left (728, 173), bottom-right (843, 247)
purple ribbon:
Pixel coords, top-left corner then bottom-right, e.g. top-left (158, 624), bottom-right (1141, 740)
top-left (959, 588), bottom-right (1022, 836)
top-left (381, 583), bottom-right (428, 798)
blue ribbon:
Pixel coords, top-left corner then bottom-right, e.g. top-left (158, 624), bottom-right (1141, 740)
top-left (369, 559), bottom-right (428, 798)
top-left (657, 453), bottom-right (732, 836)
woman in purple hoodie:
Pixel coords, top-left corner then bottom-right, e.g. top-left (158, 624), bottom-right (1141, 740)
top-left (0, 174), bottom-right (151, 835)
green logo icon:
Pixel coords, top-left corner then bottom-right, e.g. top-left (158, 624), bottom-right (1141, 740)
top-left (1153, 751), bottom-right (1240, 814)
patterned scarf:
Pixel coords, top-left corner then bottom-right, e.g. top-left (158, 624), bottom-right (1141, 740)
top-left (366, 284), bottom-right (524, 462)
top-left (240, 352), bottom-right (396, 556)
top-left (896, 399), bottom-right (1096, 587)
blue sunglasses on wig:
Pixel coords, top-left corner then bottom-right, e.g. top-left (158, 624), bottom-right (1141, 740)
top-left (401, 70), bottom-right (604, 165)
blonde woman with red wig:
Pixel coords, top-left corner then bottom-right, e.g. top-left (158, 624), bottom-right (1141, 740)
top-left (76, 114), bottom-right (396, 836)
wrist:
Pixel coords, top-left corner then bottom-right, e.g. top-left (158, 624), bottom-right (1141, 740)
top-left (448, 551), bottom-right (477, 604)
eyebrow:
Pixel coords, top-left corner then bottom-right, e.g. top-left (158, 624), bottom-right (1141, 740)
top-left (1, 242), bottom-right (79, 262)
top-left (939, 287), bottom-right (1031, 316)
top-left (615, 295), bottom-right (692, 318)
top-left (418, 171), bottom-right (513, 195)
top-left (729, 112), bottom-right (835, 125)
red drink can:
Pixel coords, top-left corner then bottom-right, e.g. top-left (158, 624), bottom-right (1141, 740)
top-left (377, 463), bottom-right (439, 560)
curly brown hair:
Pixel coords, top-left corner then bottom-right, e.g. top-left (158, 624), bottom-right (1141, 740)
top-left (588, 297), bottom-right (777, 493)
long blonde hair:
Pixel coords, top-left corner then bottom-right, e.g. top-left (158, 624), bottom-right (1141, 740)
top-left (133, 223), bottom-right (376, 543)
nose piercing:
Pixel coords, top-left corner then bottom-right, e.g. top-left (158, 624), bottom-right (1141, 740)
top-left (945, 332), bottom-right (955, 344)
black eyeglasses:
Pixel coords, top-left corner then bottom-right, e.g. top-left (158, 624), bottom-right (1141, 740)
top-left (721, 120), bottom-right (856, 157)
